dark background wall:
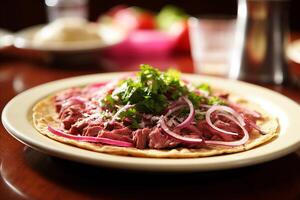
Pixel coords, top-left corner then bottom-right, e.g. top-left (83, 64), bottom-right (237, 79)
top-left (0, 0), bottom-right (298, 32)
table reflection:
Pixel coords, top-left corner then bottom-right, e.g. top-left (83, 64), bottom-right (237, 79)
top-left (1, 143), bottom-right (300, 200)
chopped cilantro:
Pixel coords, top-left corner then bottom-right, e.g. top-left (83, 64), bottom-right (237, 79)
top-left (119, 107), bottom-right (141, 129)
top-left (113, 64), bottom-right (190, 114)
top-left (100, 94), bottom-right (117, 111)
top-left (197, 83), bottom-right (211, 94)
top-left (208, 96), bottom-right (225, 105)
top-left (188, 92), bottom-right (205, 107)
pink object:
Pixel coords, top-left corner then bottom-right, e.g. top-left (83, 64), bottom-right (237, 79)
top-left (104, 30), bottom-right (177, 57)
top-left (48, 125), bottom-right (134, 147)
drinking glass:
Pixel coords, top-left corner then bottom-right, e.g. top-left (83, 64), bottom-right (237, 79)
top-left (45, 0), bottom-right (88, 21)
top-left (188, 16), bottom-right (236, 76)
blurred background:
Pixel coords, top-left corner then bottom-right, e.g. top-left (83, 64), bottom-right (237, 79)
top-left (2, 0), bottom-right (300, 32)
top-left (0, 0), bottom-right (300, 85)
top-left (1, 0), bottom-right (237, 31)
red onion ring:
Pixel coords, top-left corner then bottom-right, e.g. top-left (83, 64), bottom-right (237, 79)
top-left (205, 123), bottom-right (249, 146)
top-left (176, 97), bottom-right (195, 129)
top-left (205, 107), bottom-right (249, 146)
top-left (48, 125), bottom-right (133, 147)
top-left (160, 117), bottom-right (204, 144)
top-left (206, 105), bottom-right (246, 136)
top-left (165, 104), bottom-right (187, 118)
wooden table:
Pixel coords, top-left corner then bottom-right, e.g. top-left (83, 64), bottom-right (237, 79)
top-left (1, 47), bottom-right (300, 200)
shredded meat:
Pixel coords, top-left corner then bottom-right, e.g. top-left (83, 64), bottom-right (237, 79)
top-left (60, 104), bottom-right (84, 130)
top-left (55, 88), bottom-right (82, 112)
top-left (148, 127), bottom-right (179, 149)
top-left (99, 130), bottom-right (132, 143)
top-left (133, 128), bottom-right (151, 149)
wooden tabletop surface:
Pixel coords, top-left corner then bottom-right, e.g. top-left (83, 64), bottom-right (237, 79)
top-left (1, 45), bottom-right (300, 200)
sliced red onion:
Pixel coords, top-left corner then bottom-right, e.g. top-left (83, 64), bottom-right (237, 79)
top-left (47, 125), bottom-right (133, 147)
top-left (244, 117), bottom-right (267, 135)
top-left (176, 97), bottom-right (195, 129)
top-left (218, 112), bottom-right (266, 135)
top-left (165, 104), bottom-right (187, 118)
top-left (110, 104), bottom-right (135, 123)
top-left (217, 113), bottom-right (242, 126)
top-left (159, 117), bottom-right (204, 144)
top-left (206, 105), bottom-right (246, 137)
top-left (204, 106), bottom-right (249, 146)
top-left (205, 123), bottom-right (249, 146)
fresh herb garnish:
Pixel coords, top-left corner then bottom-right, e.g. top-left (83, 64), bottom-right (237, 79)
top-left (113, 64), bottom-right (189, 114)
top-left (101, 64), bottom-right (226, 127)
top-left (188, 91), bottom-right (205, 108)
top-left (208, 96), bottom-right (225, 105)
top-left (119, 107), bottom-right (141, 129)
top-left (197, 83), bottom-right (211, 95)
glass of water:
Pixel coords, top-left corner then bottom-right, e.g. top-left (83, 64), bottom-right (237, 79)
top-left (188, 16), bottom-right (236, 76)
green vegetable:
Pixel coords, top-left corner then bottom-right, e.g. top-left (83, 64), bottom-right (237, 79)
top-left (113, 64), bottom-right (189, 114)
top-left (100, 94), bottom-right (117, 111)
top-left (197, 83), bottom-right (211, 94)
top-left (208, 96), bottom-right (225, 105)
top-left (188, 92), bottom-right (205, 107)
top-left (119, 107), bottom-right (140, 129)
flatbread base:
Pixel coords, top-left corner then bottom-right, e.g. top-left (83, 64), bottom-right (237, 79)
top-left (32, 95), bottom-right (279, 158)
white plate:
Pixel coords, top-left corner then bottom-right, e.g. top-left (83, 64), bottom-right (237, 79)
top-left (2, 73), bottom-right (300, 172)
top-left (13, 24), bottom-right (125, 52)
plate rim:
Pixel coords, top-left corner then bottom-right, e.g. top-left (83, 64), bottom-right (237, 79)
top-left (2, 72), bottom-right (300, 172)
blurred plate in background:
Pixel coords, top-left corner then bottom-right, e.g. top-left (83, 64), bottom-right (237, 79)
top-left (13, 24), bottom-right (125, 53)
top-left (0, 29), bottom-right (14, 49)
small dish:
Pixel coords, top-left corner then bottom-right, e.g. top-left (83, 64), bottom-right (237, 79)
top-left (103, 30), bottom-right (176, 57)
